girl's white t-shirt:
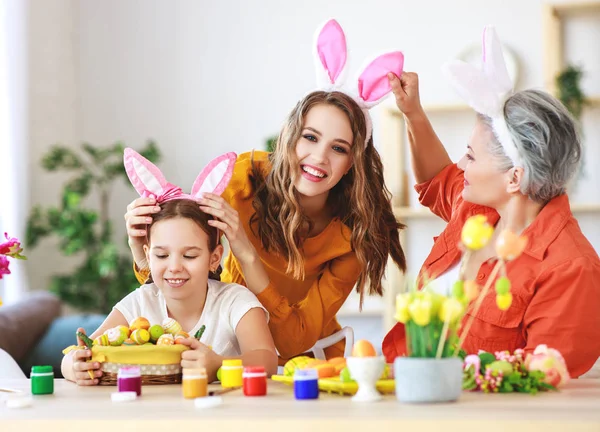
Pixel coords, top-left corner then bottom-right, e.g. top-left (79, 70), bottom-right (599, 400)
top-left (114, 279), bottom-right (268, 357)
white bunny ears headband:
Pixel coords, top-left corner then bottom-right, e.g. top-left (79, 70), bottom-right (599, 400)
top-left (124, 148), bottom-right (237, 204)
top-left (313, 19), bottom-right (404, 144)
top-left (442, 25), bottom-right (521, 167)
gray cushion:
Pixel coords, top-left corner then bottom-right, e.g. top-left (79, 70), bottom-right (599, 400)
top-left (0, 291), bottom-right (61, 363)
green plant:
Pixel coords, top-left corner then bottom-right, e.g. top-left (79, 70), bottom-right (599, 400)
top-left (556, 65), bottom-right (586, 120)
top-left (26, 140), bottom-right (161, 313)
top-left (265, 135), bottom-right (277, 153)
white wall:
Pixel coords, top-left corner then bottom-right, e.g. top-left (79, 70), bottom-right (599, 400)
top-left (26, 0), bottom-right (600, 346)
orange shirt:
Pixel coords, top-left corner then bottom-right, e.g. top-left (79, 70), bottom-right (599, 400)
top-left (382, 163), bottom-right (600, 378)
top-left (135, 151), bottom-right (361, 361)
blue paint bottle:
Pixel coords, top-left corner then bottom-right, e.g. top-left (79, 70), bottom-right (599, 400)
top-left (293, 368), bottom-right (319, 400)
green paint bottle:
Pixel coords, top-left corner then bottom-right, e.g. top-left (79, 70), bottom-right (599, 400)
top-left (31, 365), bottom-right (54, 395)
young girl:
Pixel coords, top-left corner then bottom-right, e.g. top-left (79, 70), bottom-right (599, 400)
top-left (62, 151), bottom-right (277, 386)
top-left (125, 19), bottom-right (407, 361)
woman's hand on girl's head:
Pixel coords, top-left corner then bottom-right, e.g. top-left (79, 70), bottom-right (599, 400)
top-left (179, 338), bottom-right (221, 372)
top-left (125, 196), bottom-right (160, 267)
top-left (199, 193), bottom-right (258, 265)
top-left (388, 71), bottom-right (424, 119)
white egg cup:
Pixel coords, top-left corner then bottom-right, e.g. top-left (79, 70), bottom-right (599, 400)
top-left (346, 356), bottom-right (385, 402)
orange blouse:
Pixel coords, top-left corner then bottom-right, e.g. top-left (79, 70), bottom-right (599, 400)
top-left (382, 163), bottom-right (600, 378)
top-left (135, 151), bottom-right (361, 361)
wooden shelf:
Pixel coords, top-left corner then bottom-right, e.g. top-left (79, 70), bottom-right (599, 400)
top-left (551, 1), bottom-right (600, 16)
top-left (337, 308), bottom-right (384, 318)
top-left (393, 203), bottom-right (600, 220)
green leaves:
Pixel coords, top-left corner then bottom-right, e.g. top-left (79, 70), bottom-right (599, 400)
top-left (556, 65), bottom-right (586, 120)
top-left (26, 140), bottom-right (162, 313)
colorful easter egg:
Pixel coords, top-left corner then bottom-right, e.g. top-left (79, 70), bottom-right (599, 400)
top-left (106, 327), bottom-right (127, 346)
top-left (148, 324), bottom-right (164, 343)
top-left (283, 356), bottom-right (312, 377)
top-left (157, 334), bottom-right (175, 346)
top-left (352, 340), bottom-right (377, 357)
top-left (464, 280), bottom-right (480, 302)
top-left (93, 334), bottom-right (110, 346)
top-left (495, 230), bottom-right (528, 261)
top-left (122, 338), bottom-right (136, 346)
top-left (461, 215), bottom-right (494, 250)
top-left (130, 317), bottom-right (151, 332)
top-left (162, 318), bottom-right (183, 335)
top-left (174, 331), bottom-right (190, 344)
top-left (118, 325), bottom-right (131, 338)
top-left (131, 328), bottom-right (150, 345)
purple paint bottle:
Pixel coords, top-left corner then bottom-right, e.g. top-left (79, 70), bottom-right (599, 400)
top-left (117, 366), bottom-right (142, 396)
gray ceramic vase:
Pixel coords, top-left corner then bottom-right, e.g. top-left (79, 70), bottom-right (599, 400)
top-left (394, 357), bottom-right (463, 403)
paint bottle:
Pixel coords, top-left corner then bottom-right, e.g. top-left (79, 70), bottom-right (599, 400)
top-left (30, 365), bottom-right (54, 395)
top-left (117, 366), bottom-right (142, 396)
top-left (294, 368), bottom-right (319, 400)
top-left (182, 368), bottom-right (208, 399)
top-left (220, 359), bottom-right (243, 388)
top-left (242, 366), bottom-right (267, 396)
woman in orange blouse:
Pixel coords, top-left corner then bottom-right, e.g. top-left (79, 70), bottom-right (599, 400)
top-left (125, 91), bottom-right (406, 361)
top-left (382, 71), bottom-right (600, 377)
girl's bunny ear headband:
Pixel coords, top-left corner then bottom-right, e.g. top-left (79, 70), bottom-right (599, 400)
top-left (123, 148), bottom-right (237, 203)
top-left (313, 19), bottom-right (404, 144)
top-left (442, 25), bottom-right (521, 168)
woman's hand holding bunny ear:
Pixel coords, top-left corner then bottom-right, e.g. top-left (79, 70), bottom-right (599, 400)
top-left (124, 196), bottom-right (161, 270)
top-left (388, 71), bottom-right (424, 119)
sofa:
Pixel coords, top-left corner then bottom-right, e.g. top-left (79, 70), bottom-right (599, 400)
top-left (0, 291), bottom-right (105, 378)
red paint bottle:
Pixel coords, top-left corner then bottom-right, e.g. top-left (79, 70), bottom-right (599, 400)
top-left (243, 366), bottom-right (267, 396)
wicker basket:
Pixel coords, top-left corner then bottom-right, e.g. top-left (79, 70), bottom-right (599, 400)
top-left (91, 344), bottom-right (188, 386)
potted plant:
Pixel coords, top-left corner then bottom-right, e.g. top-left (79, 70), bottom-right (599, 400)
top-left (25, 140), bottom-right (161, 313)
top-left (393, 214), bottom-right (527, 403)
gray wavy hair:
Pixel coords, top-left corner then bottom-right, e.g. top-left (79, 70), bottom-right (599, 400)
top-left (479, 89), bottom-right (582, 203)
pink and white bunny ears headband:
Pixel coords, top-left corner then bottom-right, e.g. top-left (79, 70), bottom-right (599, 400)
top-left (124, 148), bottom-right (237, 204)
top-left (442, 26), bottom-right (521, 167)
top-left (313, 19), bottom-right (404, 144)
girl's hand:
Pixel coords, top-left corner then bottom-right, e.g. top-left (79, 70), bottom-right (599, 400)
top-left (124, 196), bottom-right (161, 267)
top-left (199, 193), bottom-right (258, 264)
top-left (71, 328), bottom-right (102, 386)
top-left (179, 338), bottom-right (221, 372)
top-left (388, 71), bottom-right (424, 119)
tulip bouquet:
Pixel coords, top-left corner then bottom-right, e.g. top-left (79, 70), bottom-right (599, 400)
top-left (0, 232), bottom-right (27, 306)
top-left (394, 213), bottom-right (528, 359)
top-left (462, 344), bottom-right (569, 394)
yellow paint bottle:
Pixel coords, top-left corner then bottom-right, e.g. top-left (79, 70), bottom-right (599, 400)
top-left (182, 368), bottom-right (208, 399)
top-left (220, 359), bottom-right (243, 388)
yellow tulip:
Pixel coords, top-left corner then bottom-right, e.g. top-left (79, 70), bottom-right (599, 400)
top-left (496, 293), bottom-right (513, 311)
top-left (439, 298), bottom-right (465, 323)
top-left (395, 293), bottom-right (411, 323)
top-left (461, 215), bottom-right (494, 250)
top-left (408, 295), bottom-right (432, 326)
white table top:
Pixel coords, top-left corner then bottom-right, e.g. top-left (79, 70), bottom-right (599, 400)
top-left (1, 378), bottom-right (600, 431)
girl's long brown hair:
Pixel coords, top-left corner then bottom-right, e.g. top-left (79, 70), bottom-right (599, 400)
top-left (249, 91), bottom-right (406, 306)
top-left (148, 199), bottom-right (222, 281)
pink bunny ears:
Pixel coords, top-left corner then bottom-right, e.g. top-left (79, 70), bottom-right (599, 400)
top-left (313, 19), bottom-right (404, 143)
top-left (124, 148), bottom-right (237, 204)
top-left (442, 26), bottom-right (521, 167)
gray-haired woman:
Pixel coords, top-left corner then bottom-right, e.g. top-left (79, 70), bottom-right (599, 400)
top-left (382, 71), bottom-right (600, 379)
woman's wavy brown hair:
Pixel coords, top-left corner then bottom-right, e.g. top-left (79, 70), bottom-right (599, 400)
top-left (249, 91), bottom-right (406, 306)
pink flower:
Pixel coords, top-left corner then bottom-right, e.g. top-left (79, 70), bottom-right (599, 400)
top-left (464, 354), bottom-right (481, 372)
top-left (525, 344), bottom-right (570, 388)
top-left (0, 255), bottom-right (10, 280)
top-left (0, 233), bottom-right (24, 258)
